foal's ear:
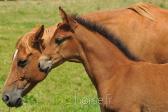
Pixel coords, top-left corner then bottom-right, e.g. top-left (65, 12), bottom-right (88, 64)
top-left (59, 7), bottom-right (77, 30)
top-left (29, 25), bottom-right (44, 50)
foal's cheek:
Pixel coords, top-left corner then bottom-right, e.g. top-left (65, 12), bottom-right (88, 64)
top-left (60, 44), bottom-right (77, 58)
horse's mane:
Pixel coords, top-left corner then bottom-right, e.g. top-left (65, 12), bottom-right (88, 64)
top-left (72, 15), bottom-right (138, 61)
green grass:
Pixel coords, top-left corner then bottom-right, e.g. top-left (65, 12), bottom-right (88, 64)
top-left (0, 0), bottom-right (168, 111)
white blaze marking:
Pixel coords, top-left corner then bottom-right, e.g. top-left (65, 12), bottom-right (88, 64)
top-left (13, 49), bottom-right (18, 60)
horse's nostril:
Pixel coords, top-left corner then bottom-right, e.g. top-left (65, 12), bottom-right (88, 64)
top-left (2, 93), bottom-right (22, 107)
top-left (2, 95), bottom-right (9, 103)
top-left (15, 98), bottom-right (22, 106)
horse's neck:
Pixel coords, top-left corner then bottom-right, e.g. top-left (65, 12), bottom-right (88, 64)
top-left (76, 26), bottom-right (131, 91)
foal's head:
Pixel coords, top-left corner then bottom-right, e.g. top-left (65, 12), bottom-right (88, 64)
top-left (39, 8), bottom-right (83, 72)
top-left (2, 25), bottom-right (46, 107)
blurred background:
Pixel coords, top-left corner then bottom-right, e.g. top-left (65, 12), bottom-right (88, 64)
top-left (0, 0), bottom-right (167, 111)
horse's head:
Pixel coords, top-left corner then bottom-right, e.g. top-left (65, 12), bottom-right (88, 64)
top-left (38, 7), bottom-right (82, 72)
top-left (2, 25), bottom-right (46, 107)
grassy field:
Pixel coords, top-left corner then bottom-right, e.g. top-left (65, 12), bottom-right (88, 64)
top-left (0, 0), bottom-right (168, 112)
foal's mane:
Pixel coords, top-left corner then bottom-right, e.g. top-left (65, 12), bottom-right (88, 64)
top-left (72, 15), bottom-right (138, 61)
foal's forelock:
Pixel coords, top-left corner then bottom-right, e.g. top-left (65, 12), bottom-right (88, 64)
top-left (42, 25), bottom-right (57, 44)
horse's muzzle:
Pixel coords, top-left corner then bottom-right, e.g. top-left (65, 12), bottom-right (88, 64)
top-left (2, 89), bottom-right (22, 107)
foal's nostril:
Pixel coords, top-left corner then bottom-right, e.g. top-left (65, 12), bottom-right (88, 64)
top-left (38, 62), bottom-right (50, 73)
top-left (39, 66), bottom-right (49, 73)
top-left (2, 95), bottom-right (9, 103)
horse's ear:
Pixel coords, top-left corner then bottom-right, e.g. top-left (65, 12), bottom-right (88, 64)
top-left (59, 7), bottom-right (77, 30)
top-left (59, 6), bottom-right (69, 23)
top-left (29, 25), bottom-right (44, 50)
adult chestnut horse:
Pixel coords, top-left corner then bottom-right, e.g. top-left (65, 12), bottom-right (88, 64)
top-left (39, 8), bottom-right (168, 112)
top-left (84, 3), bottom-right (168, 64)
top-left (3, 3), bottom-right (168, 107)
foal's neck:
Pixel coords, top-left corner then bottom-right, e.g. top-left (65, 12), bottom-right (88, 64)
top-left (75, 25), bottom-right (132, 91)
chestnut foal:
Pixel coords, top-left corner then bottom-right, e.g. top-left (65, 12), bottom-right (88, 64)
top-left (39, 8), bottom-right (168, 112)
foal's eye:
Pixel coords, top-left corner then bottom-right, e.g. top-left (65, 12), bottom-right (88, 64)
top-left (17, 60), bottom-right (27, 68)
top-left (55, 38), bottom-right (64, 45)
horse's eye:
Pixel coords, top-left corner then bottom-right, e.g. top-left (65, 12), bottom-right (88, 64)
top-left (55, 38), bottom-right (64, 45)
top-left (17, 59), bottom-right (27, 68)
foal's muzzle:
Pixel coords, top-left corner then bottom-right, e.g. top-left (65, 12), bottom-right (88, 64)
top-left (38, 56), bottom-right (52, 73)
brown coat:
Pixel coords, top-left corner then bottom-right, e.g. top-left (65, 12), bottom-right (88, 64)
top-left (83, 3), bottom-right (168, 63)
